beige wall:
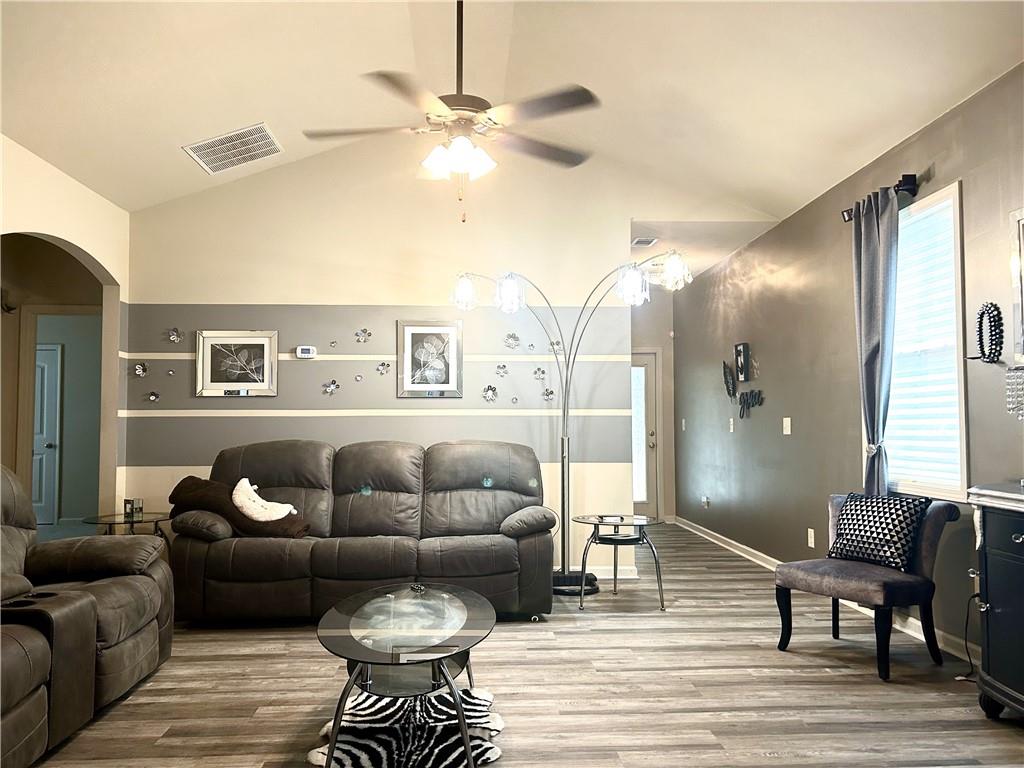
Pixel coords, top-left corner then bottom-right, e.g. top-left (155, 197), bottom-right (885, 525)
top-left (1, 136), bottom-right (130, 292)
top-left (631, 286), bottom-right (676, 520)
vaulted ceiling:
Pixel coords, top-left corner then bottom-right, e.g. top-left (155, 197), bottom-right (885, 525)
top-left (3, 1), bottom-right (1021, 216)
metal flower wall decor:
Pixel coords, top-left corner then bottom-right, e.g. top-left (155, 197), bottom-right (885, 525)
top-left (376, 362), bottom-right (391, 376)
top-left (354, 328), bottom-right (372, 343)
top-left (322, 379), bottom-right (340, 396)
top-left (504, 333), bottom-right (520, 350)
top-left (482, 385), bottom-right (498, 402)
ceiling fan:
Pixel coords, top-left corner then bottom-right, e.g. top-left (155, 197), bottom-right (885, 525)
top-left (303, 0), bottom-right (599, 181)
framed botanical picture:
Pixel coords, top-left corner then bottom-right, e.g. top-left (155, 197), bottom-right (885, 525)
top-left (397, 320), bottom-right (463, 398)
top-left (196, 330), bottom-right (278, 397)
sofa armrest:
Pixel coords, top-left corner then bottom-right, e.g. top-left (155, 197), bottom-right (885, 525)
top-left (25, 535), bottom-right (164, 584)
top-left (171, 510), bottom-right (234, 542)
top-left (501, 506), bottom-right (557, 539)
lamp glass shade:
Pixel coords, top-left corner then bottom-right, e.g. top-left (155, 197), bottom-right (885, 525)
top-left (495, 273), bottom-right (526, 314)
top-left (660, 252), bottom-right (693, 291)
top-left (615, 264), bottom-right (650, 306)
top-left (452, 274), bottom-right (478, 311)
top-left (421, 144), bottom-right (451, 180)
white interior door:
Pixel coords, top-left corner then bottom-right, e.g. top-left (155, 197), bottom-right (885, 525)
top-left (631, 352), bottom-right (658, 518)
top-left (32, 344), bottom-right (62, 525)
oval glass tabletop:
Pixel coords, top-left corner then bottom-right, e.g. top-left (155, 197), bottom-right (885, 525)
top-left (572, 515), bottom-right (661, 526)
top-left (317, 583), bottom-right (496, 665)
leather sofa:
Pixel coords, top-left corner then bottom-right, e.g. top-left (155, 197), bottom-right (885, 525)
top-left (1, 465), bottom-right (174, 767)
top-left (171, 439), bottom-right (557, 620)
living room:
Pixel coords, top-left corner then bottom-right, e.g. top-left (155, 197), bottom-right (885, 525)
top-left (1, 1), bottom-right (1022, 766)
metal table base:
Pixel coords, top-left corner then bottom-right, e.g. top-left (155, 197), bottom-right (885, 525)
top-left (578, 523), bottom-right (665, 612)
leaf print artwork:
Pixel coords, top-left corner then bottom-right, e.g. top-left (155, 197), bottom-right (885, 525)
top-left (410, 333), bottom-right (450, 385)
top-left (210, 344), bottom-right (265, 383)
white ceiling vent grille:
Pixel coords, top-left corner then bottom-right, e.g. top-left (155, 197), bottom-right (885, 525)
top-left (631, 236), bottom-right (659, 247)
top-left (183, 123), bottom-right (282, 175)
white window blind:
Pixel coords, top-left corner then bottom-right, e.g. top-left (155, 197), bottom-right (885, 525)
top-left (886, 182), bottom-right (966, 499)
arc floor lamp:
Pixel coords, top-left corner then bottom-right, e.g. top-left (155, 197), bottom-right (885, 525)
top-left (452, 250), bottom-right (691, 593)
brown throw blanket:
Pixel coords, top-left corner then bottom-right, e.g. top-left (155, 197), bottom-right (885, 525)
top-left (168, 476), bottom-right (310, 538)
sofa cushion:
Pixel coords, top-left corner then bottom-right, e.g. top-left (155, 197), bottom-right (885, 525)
top-left (422, 442), bottom-right (543, 537)
top-left (1, 624), bottom-right (50, 711)
top-left (418, 535), bottom-right (519, 578)
top-left (206, 537), bottom-right (314, 582)
top-left (331, 442), bottom-right (423, 538)
top-left (312, 536), bottom-right (418, 580)
top-left (69, 575), bottom-right (162, 649)
top-left (775, 558), bottom-right (935, 607)
top-left (210, 440), bottom-right (335, 537)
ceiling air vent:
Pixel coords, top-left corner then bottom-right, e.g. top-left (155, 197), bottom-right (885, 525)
top-left (631, 236), bottom-right (659, 247)
top-left (183, 123), bottom-right (282, 175)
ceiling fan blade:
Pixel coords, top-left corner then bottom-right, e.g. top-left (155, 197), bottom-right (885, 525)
top-left (494, 132), bottom-right (590, 167)
top-left (303, 127), bottom-right (415, 140)
top-left (484, 85), bottom-right (598, 127)
top-left (364, 71), bottom-right (455, 119)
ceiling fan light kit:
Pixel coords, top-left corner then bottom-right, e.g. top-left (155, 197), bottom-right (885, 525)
top-left (303, 0), bottom-right (599, 210)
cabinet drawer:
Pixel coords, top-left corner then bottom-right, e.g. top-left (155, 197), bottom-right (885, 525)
top-left (985, 509), bottom-right (1024, 556)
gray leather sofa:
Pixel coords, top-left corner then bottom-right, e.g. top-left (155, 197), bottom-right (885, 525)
top-left (1, 465), bottom-right (174, 768)
top-left (170, 439), bottom-right (557, 620)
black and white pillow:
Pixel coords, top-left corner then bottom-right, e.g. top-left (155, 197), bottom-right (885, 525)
top-left (827, 493), bottom-right (931, 572)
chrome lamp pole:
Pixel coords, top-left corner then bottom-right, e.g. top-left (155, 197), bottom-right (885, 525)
top-left (452, 250), bottom-right (692, 590)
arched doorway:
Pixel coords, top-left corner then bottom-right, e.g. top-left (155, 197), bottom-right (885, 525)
top-left (1, 232), bottom-right (121, 539)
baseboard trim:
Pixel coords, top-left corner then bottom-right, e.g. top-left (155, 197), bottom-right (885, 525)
top-left (575, 565), bottom-right (639, 580)
top-left (673, 518), bottom-right (979, 663)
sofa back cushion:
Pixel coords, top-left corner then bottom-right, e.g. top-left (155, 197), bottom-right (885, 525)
top-left (210, 440), bottom-right (335, 537)
top-left (422, 441), bottom-right (543, 538)
top-left (2, 465), bottom-right (37, 576)
top-left (331, 442), bottom-right (424, 538)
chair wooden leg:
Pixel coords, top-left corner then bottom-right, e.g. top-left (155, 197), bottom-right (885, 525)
top-left (831, 598), bottom-right (840, 639)
top-left (874, 607), bottom-right (892, 681)
top-left (775, 586), bottom-right (792, 651)
top-left (920, 600), bottom-right (943, 665)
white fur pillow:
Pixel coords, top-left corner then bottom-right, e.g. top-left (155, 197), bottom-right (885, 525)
top-left (231, 478), bottom-right (298, 522)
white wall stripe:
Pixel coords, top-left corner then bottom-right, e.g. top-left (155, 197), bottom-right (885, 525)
top-left (119, 408), bottom-right (632, 418)
top-left (119, 351), bottom-right (629, 363)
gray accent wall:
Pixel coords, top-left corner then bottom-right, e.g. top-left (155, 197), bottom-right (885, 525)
top-left (673, 66), bottom-right (1023, 644)
top-left (122, 303), bottom-right (630, 467)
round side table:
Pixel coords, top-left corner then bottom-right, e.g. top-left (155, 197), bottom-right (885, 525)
top-left (572, 515), bottom-right (666, 611)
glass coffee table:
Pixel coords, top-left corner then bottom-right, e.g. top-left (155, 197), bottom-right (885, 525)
top-left (82, 513), bottom-right (170, 538)
top-left (317, 582), bottom-right (496, 768)
top-left (572, 515), bottom-right (666, 612)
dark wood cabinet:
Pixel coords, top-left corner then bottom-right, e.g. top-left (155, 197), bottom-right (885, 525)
top-left (969, 484), bottom-right (1024, 720)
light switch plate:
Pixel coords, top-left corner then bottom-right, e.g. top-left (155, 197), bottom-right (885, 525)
top-left (729, 417), bottom-right (735, 433)
top-left (681, 418), bottom-right (686, 432)
top-left (807, 528), bottom-right (815, 548)
top-left (783, 417), bottom-right (792, 435)
top-left (701, 495), bottom-right (710, 509)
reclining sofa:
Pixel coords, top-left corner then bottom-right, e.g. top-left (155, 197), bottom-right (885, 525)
top-left (1, 466), bottom-right (173, 768)
top-left (170, 439), bottom-right (557, 620)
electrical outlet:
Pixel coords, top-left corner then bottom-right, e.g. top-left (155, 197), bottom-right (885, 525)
top-left (701, 495), bottom-right (710, 509)
top-left (807, 528), bottom-right (815, 548)
top-left (729, 417), bottom-right (735, 433)
top-left (782, 417), bottom-right (792, 435)
top-left (680, 418), bottom-right (686, 432)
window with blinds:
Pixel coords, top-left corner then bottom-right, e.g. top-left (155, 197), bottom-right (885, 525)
top-left (886, 182), bottom-right (967, 499)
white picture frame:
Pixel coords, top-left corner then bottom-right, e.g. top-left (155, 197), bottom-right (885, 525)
top-left (195, 330), bottom-right (278, 397)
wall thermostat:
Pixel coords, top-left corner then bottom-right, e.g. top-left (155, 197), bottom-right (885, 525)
top-left (295, 345), bottom-right (317, 359)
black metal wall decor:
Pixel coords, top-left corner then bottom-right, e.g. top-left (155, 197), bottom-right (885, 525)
top-left (723, 361), bottom-right (737, 400)
top-left (738, 389), bottom-right (764, 419)
top-left (973, 302), bottom-right (1004, 364)
top-left (734, 343), bottom-right (751, 382)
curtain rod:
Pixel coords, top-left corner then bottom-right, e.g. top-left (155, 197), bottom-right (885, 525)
top-left (841, 174), bottom-right (918, 222)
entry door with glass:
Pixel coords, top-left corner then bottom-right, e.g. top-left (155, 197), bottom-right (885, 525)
top-left (631, 352), bottom-right (658, 518)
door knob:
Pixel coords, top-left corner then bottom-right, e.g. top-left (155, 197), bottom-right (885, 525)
top-left (1012, 533), bottom-right (1023, 544)
top-left (978, 602), bottom-right (991, 613)
top-left (967, 568), bottom-right (980, 578)
top-left (44, 442), bottom-right (56, 449)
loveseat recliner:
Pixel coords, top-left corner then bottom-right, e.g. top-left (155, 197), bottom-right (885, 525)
top-left (1, 465), bottom-right (174, 768)
top-left (170, 439), bottom-right (557, 621)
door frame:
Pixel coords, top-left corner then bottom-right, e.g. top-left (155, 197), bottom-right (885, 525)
top-left (632, 347), bottom-right (666, 520)
top-left (15, 305), bottom-right (102, 499)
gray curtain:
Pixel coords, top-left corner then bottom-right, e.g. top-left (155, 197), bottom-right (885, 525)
top-left (852, 187), bottom-right (899, 496)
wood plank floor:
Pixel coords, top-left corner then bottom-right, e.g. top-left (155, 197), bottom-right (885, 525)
top-left (42, 525), bottom-right (1023, 767)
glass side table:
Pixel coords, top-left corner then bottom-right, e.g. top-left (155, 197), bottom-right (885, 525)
top-left (317, 582), bottom-right (496, 768)
top-left (81, 513), bottom-right (170, 539)
top-left (572, 515), bottom-right (666, 612)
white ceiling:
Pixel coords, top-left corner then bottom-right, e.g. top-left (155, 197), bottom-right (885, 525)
top-left (3, 1), bottom-right (1021, 216)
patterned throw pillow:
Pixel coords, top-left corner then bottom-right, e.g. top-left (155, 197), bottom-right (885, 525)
top-left (827, 493), bottom-right (932, 572)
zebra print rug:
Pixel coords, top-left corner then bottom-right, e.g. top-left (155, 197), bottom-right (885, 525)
top-left (307, 687), bottom-right (504, 767)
